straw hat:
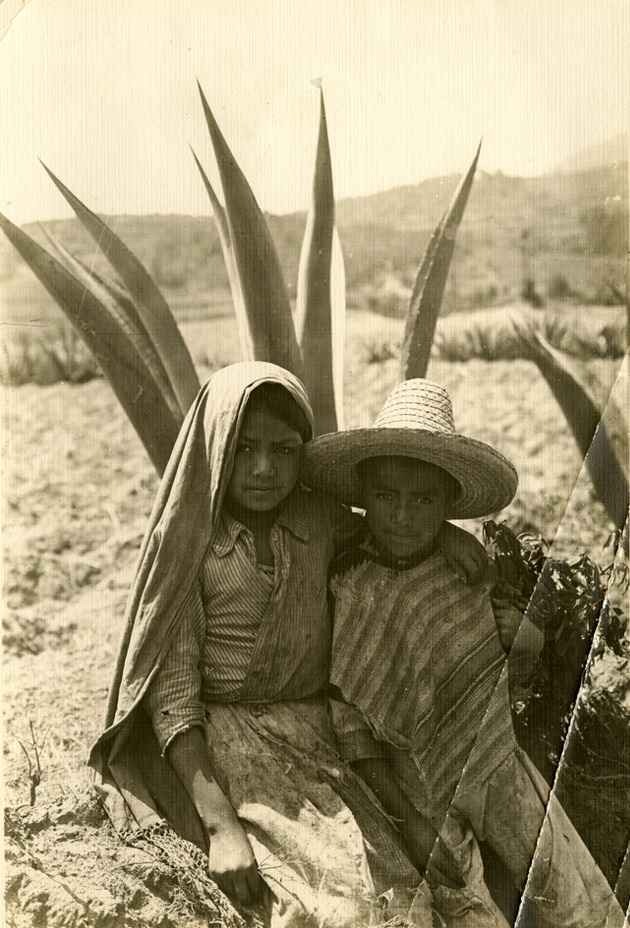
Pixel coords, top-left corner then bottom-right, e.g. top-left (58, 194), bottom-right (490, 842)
top-left (302, 378), bottom-right (518, 519)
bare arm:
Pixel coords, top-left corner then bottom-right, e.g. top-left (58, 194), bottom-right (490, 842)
top-left (168, 727), bottom-right (266, 906)
top-left (438, 521), bottom-right (489, 585)
top-left (145, 582), bottom-right (267, 906)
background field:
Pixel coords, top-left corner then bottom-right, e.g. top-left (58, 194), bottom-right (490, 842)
top-left (2, 147), bottom-right (629, 926)
top-left (1, 151), bottom-right (627, 331)
top-left (3, 317), bottom-right (628, 926)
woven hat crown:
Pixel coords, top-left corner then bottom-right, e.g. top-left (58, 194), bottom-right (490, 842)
top-left (373, 379), bottom-right (455, 433)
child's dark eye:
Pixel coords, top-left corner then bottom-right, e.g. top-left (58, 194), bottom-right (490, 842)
top-left (375, 492), bottom-right (394, 502)
top-left (413, 496), bottom-right (432, 505)
top-left (236, 443), bottom-right (254, 454)
top-left (277, 446), bottom-right (298, 456)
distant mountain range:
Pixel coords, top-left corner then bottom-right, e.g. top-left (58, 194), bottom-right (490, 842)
top-left (2, 138), bottom-right (627, 322)
top-left (555, 132), bottom-right (627, 174)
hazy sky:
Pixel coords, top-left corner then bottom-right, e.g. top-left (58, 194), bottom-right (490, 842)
top-left (1, 0), bottom-right (628, 223)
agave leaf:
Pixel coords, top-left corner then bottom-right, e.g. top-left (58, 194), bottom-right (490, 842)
top-left (190, 148), bottom-right (252, 360)
top-left (400, 141), bottom-right (482, 380)
top-left (47, 239), bottom-right (142, 320)
top-left (40, 225), bottom-right (146, 350)
top-left (76, 263), bottom-right (146, 320)
top-left (38, 227), bottom-right (183, 423)
top-left (67, 252), bottom-right (141, 317)
top-left (514, 323), bottom-right (628, 529)
top-left (0, 213), bottom-right (180, 474)
top-left (296, 90), bottom-right (343, 435)
top-left (197, 81), bottom-right (303, 377)
top-left (330, 227), bottom-right (347, 429)
top-left (40, 163), bottom-right (200, 413)
top-left (189, 149), bottom-right (232, 263)
top-left (586, 353), bottom-right (628, 531)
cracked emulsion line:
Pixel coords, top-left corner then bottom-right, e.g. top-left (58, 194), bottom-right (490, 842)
top-left (510, 399), bottom-right (629, 915)
top-left (513, 519), bottom-right (629, 927)
top-left (518, 459), bottom-right (627, 913)
top-left (611, 823), bottom-right (630, 918)
top-left (528, 351), bottom-right (627, 559)
top-left (585, 519), bottom-right (629, 917)
top-left (0, 0), bottom-right (32, 43)
top-left (423, 357), bottom-right (628, 920)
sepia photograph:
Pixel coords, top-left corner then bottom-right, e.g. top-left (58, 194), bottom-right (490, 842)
top-left (1, 1), bottom-right (628, 925)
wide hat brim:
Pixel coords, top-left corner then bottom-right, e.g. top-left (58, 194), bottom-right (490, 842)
top-left (302, 427), bottom-right (518, 519)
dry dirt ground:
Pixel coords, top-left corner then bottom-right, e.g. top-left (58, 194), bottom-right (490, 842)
top-left (2, 311), bottom-right (628, 927)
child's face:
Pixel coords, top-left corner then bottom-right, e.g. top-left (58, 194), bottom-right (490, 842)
top-left (361, 457), bottom-right (450, 558)
top-left (227, 406), bottom-right (303, 513)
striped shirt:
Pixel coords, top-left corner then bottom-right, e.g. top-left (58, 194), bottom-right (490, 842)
top-left (329, 537), bottom-right (518, 813)
top-left (145, 489), bottom-right (353, 752)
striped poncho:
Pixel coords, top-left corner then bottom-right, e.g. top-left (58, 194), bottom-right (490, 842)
top-left (329, 539), bottom-right (518, 813)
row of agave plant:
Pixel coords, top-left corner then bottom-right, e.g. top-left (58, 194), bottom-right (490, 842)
top-left (0, 83), bottom-right (627, 540)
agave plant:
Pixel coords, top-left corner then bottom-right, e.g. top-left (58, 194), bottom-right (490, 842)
top-left (400, 140), bottom-right (481, 380)
top-left (0, 82), bottom-right (475, 472)
top-left (191, 85), bottom-right (345, 436)
top-left (5, 79), bottom-right (624, 543)
top-left (0, 85), bottom-right (351, 465)
top-left (0, 167), bottom-right (202, 474)
top-left (511, 321), bottom-right (628, 539)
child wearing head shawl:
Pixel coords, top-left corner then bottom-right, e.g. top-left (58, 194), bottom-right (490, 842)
top-left (90, 362), bottom-right (490, 928)
top-left (303, 377), bottom-right (625, 928)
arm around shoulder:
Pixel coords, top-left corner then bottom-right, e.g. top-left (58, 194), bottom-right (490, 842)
top-left (438, 521), bottom-right (489, 585)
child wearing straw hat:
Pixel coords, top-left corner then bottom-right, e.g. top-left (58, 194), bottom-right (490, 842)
top-left (302, 377), bottom-right (624, 928)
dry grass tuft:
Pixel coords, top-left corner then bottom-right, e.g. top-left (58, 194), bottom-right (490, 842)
top-left (1, 322), bottom-right (100, 386)
top-left (434, 306), bottom-right (627, 362)
top-left (362, 306), bottom-right (627, 366)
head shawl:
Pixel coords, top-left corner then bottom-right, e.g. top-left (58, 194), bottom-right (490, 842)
top-left (89, 362), bottom-right (313, 842)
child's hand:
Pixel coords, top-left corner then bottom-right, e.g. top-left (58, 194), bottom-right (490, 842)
top-left (438, 522), bottom-right (489, 585)
top-left (399, 807), bottom-right (462, 889)
top-left (492, 597), bottom-right (523, 652)
top-left (426, 834), bottom-right (464, 890)
top-left (208, 821), bottom-right (266, 906)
